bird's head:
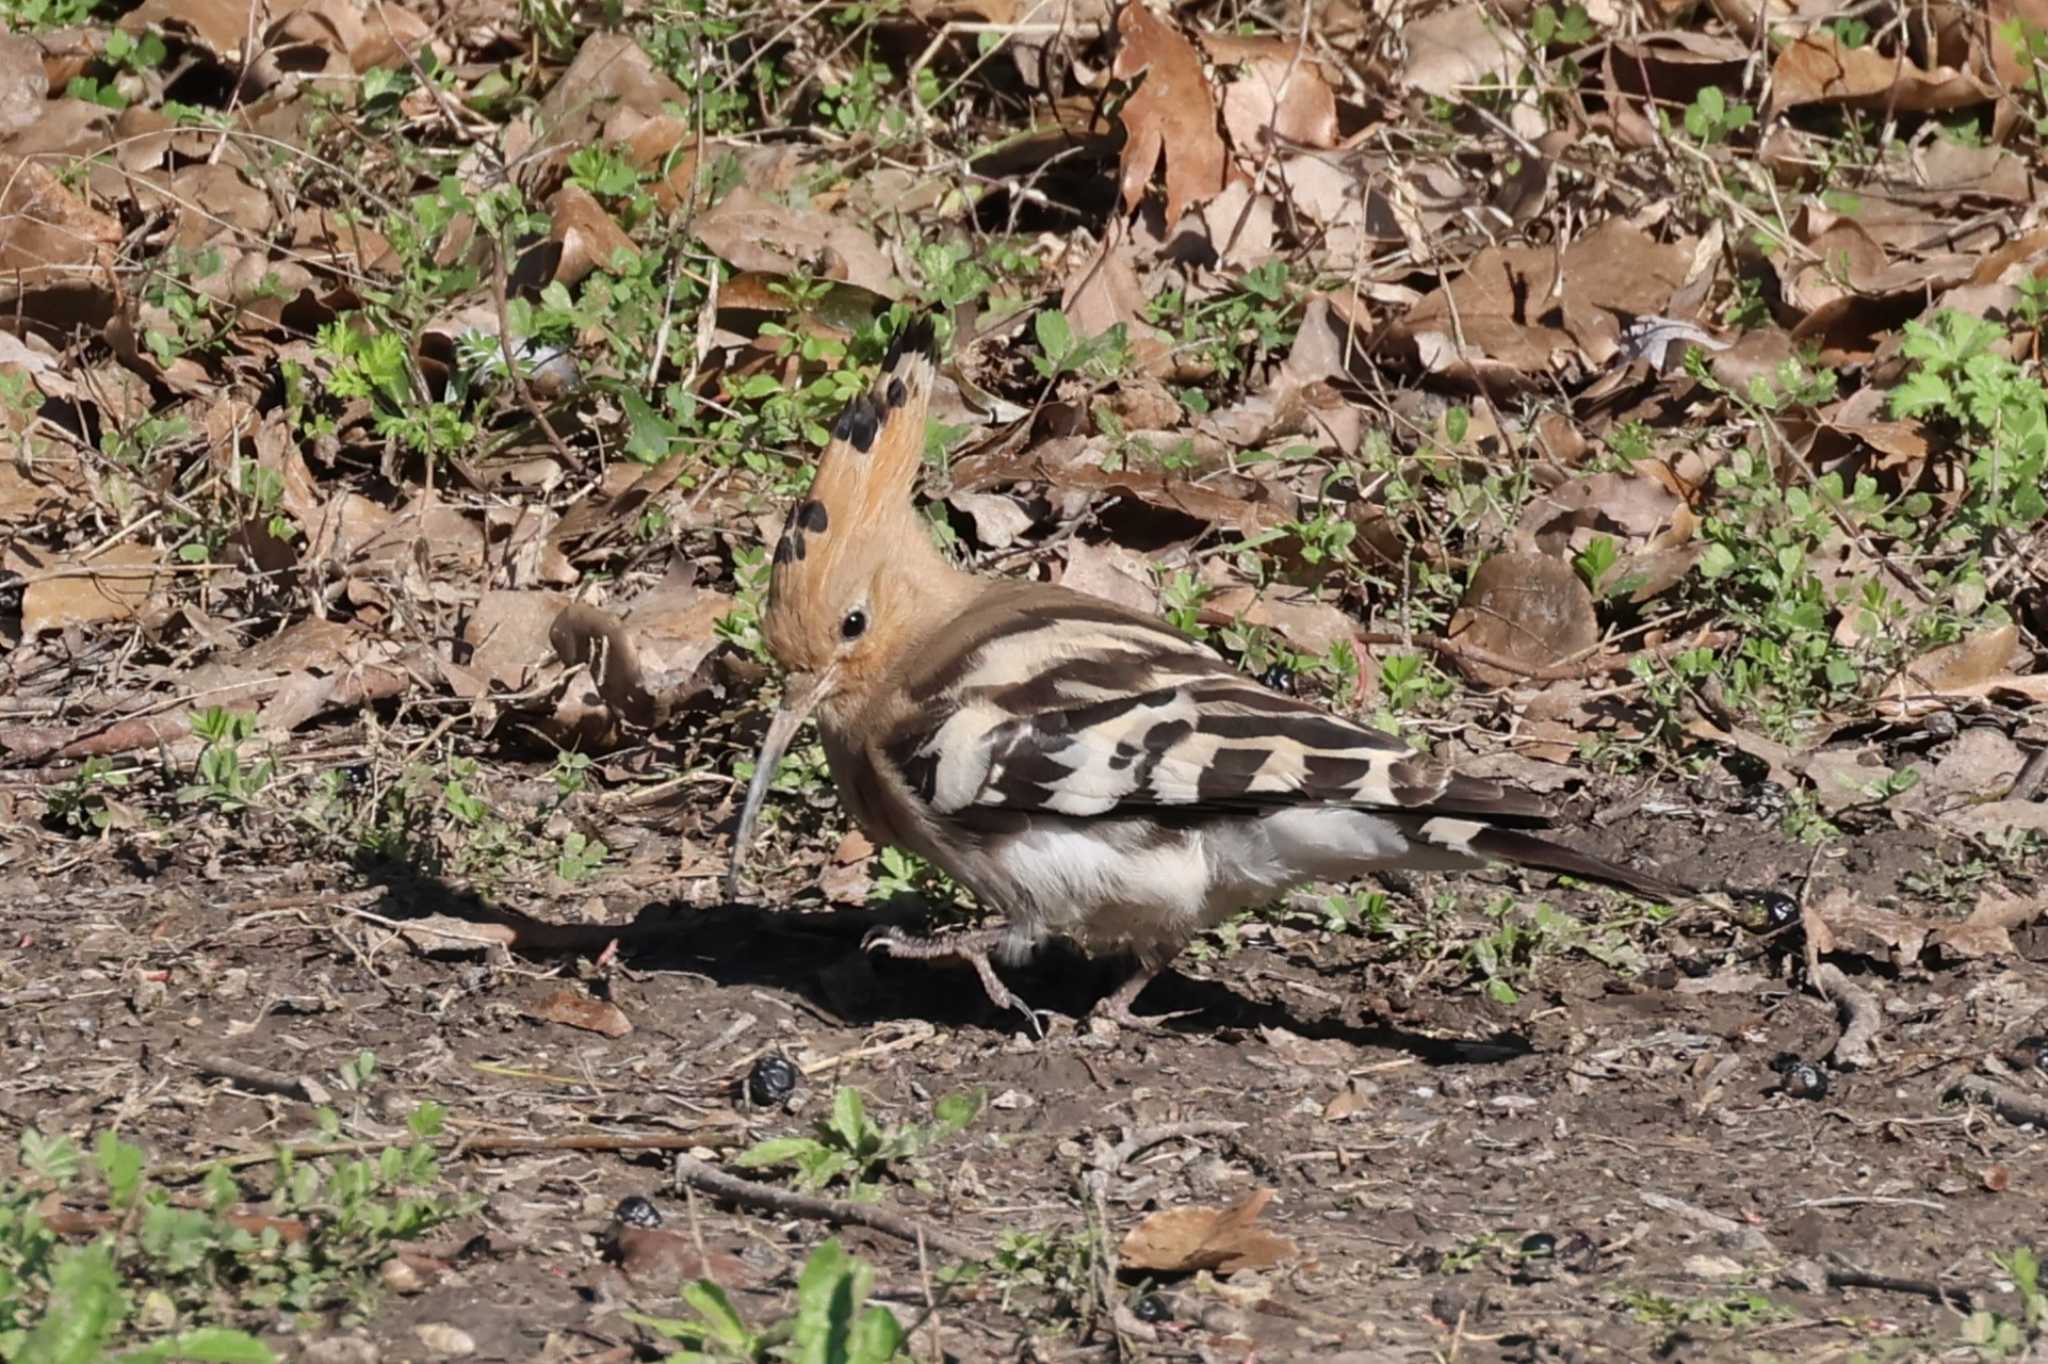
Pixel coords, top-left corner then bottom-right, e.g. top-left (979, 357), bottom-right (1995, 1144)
top-left (727, 316), bottom-right (944, 895)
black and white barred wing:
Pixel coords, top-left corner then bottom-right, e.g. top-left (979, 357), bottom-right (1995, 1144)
top-left (882, 593), bottom-right (1548, 824)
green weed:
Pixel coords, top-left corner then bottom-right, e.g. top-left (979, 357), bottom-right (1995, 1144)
top-left (629, 1238), bottom-right (908, 1362)
top-left (733, 1087), bottom-right (983, 1201)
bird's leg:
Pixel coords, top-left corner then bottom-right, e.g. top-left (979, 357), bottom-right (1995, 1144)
top-left (863, 926), bottom-right (1052, 1036)
top-left (1087, 959), bottom-right (1200, 1033)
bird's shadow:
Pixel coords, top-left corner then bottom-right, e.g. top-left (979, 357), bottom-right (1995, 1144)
top-left (353, 858), bottom-right (1531, 1066)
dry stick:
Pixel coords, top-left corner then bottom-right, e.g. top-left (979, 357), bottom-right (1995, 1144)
top-left (1352, 628), bottom-right (1738, 684)
top-left (1948, 1075), bottom-right (2048, 1131)
top-left (154, 1128), bottom-right (741, 1181)
top-left (1811, 963), bottom-right (1883, 1070)
top-left (2007, 745), bottom-right (2048, 803)
top-left (188, 1054), bottom-right (319, 1104)
top-left (0, 665), bottom-right (413, 763)
top-left (490, 236), bottom-right (587, 478)
top-left (671, 1154), bottom-right (986, 1262)
top-left (1825, 1263), bottom-right (1976, 1310)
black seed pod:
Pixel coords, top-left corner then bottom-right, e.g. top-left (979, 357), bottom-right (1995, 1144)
top-left (744, 1054), bottom-right (799, 1107)
top-left (1781, 1061), bottom-right (1828, 1101)
top-left (613, 1195), bottom-right (662, 1229)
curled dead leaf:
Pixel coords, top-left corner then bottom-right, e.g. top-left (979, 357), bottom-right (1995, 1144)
top-left (530, 987), bottom-right (632, 1038)
top-left (1930, 891), bottom-right (2039, 963)
top-left (1120, 1187), bottom-right (1298, 1275)
top-left (1112, 0), bottom-right (1229, 225)
top-left (1770, 31), bottom-right (1995, 114)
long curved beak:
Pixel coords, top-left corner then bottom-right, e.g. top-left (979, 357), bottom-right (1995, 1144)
top-left (724, 670), bottom-right (831, 902)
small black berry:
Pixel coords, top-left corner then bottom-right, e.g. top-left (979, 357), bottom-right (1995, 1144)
top-left (1519, 1232), bottom-right (1557, 1259)
top-left (1258, 664), bottom-right (1297, 694)
top-left (1781, 1061), bottom-right (1828, 1100)
top-left (744, 1054), bottom-right (800, 1107)
top-left (1743, 779), bottom-right (1788, 816)
top-left (1556, 1230), bottom-right (1598, 1272)
top-left (1760, 891), bottom-right (1799, 931)
top-left (1133, 1292), bottom-right (1171, 1323)
top-left (613, 1195), bottom-right (662, 1229)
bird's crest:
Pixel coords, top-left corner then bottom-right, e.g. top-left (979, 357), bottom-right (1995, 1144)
top-left (762, 316), bottom-right (941, 676)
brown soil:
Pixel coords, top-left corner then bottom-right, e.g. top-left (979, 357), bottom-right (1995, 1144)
top-left (3, 745), bottom-right (2045, 1363)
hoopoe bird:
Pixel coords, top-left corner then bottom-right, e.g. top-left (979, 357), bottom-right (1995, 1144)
top-left (727, 317), bottom-right (1679, 1029)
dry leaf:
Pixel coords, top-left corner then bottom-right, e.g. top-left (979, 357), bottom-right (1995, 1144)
top-left (530, 987), bottom-right (633, 1038)
top-left (549, 602), bottom-right (657, 729)
top-left (1394, 221), bottom-right (1692, 389)
top-left (1894, 624), bottom-right (2019, 693)
top-left (1120, 1188), bottom-right (1298, 1274)
top-left (1770, 31), bottom-right (1995, 114)
top-left (950, 490), bottom-right (1035, 549)
top-left (1930, 891), bottom-right (2040, 962)
top-left (1060, 539), bottom-right (1159, 617)
top-left (464, 591), bottom-right (575, 691)
top-left (1446, 551), bottom-right (1598, 686)
top-left (550, 184), bottom-right (638, 285)
top-left (1202, 581), bottom-right (1365, 659)
top-left (1402, 4), bottom-right (1518, 100)
top-left (692, 186), bottom-right (899, 297)
top-left (1809, 886), bottom-right (1927, 968)
top-left (0, 154), bottom-right (122, 293)
top-left (1112, 0), bottom-right (1228, 225)
top-left (532, 31), bottom-right (688, 148)
top-left (0, 34), bottom-right (48, 135)
top-left (1061, 236), bottom-right (1172, 375)
top-left (20, 544), bottom-right (166, 635)
top-left (1220, 55), bottom-right (1339, 151)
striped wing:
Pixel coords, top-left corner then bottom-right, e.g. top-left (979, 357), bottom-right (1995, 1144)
top-left (881, 586), bottom-right (1548, 824)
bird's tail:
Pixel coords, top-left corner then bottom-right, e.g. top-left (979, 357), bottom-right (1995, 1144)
top-left (1389, 814), bottom-right (1684, 900)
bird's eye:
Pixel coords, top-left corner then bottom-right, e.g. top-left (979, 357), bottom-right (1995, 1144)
top-left (841, 609), bottom-right (867, 641)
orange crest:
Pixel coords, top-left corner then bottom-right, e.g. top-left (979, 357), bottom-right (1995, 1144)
top-left (762, 317), bottom-right (943, 680)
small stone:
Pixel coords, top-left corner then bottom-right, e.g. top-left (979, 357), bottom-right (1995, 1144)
top-left (413, 1323), bottom-right (475, 1357)
top-left (301, 1336), bottom-right (379, 1364)
top-left (1684, 1253), bottom-right (1747, 1281)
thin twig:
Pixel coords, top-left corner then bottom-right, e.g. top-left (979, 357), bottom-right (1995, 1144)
top-left (153, 1126), bottom-right (742, 1180)
top-left (1354, 628), bottom-right (1739, 683)
top-left (1107, 1120), bottom-right (1247, 1172)
top-left (671, 1154), bottom-right (986, 1261)
top-left (187, 1055), bottom-right (320, 1104)
top-left (1825, 1262), bottom-right (1976, 1309)
top-left (490, 234), bottom-right (587, 477)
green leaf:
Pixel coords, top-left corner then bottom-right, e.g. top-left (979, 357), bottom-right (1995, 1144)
top-left (847, 1305), bottom-right (906, 1363)
top-left (930, 1090), bottom-right (983, 1138)
top-left (1887, 370), bottom-right (1951, 419)
top-left (679, 1280), bottom-right (756, 1351)
top-left (95, 1132), bottom-right (145, 1209)
top-left (20, 1243), bottom-right (123, 1364)
top-left (828, 1087), bottom-right (869, 1153)
top-left (732, 1136), bottom-right (822, 1170)
top-left (1033, 309), bottom-right (1072, 367)
top-left (620, 390), bottom-right (679, 463)
top-left (114, 1328), bottom-right (277, 1364)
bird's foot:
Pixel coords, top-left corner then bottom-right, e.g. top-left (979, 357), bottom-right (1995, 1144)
top-left (863, 926), bottom-right (1053, 1038)
top-left (1086, 971), bottom-right (1198, 1035)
